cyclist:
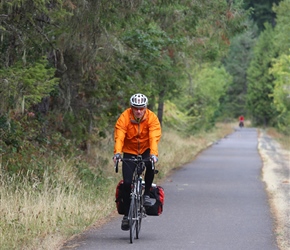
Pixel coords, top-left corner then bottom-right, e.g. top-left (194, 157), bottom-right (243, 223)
top-left (239, 115), bottom-right (244, 127)
top-left (113, 93), bottom-right (162, 231)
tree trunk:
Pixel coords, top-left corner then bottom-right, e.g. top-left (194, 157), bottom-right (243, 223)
top-left (157, 90), bottom-right (165, 126)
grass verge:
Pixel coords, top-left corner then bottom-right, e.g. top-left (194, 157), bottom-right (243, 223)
top-left (265, 127), bottom-right (290, 150)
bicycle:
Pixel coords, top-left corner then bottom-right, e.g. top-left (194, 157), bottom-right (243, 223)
top-left (115, 155), bottom-right (155, 243)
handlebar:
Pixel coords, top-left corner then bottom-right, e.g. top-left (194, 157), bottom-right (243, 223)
top-left (114, 155), bottom-right (156, 174)
top-left (115, 160), bottom-right (120, 173)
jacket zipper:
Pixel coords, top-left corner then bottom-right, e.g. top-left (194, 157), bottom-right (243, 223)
top-left (137, 122), bottom-right (140, 154)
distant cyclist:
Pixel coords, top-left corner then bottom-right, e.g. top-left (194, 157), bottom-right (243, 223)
top-left (239, 115), bottom-right (244, 128)
top-left (113, 93), bottom-right (162, 230)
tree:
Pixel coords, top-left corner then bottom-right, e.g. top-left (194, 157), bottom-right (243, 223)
top-left (137, 0), bottom-right (247, 125)
top-left (270, 54), bottom-right (290, 133)
top-left (0, 0), bottom-right (248, 150)
top-left (181, 63), bottom-right (232, 131)
top-left (243, 0), bottom-right (282, 31)
top-left (246, 23), bottom-right (277, 126)
top-left (272, 0), bottom-right (290, 54)
top-left (269, 0), bottom-right (290, 133)
top-left (0, 58), bottom-right (59, 114)
top-left (222, 20), bottom-right (258, 118)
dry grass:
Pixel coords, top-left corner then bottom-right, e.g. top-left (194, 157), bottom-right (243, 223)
top-left (0, 123), bottom-right (235, 250)
top-left (0, 159), bottom-right (116, 250)
top-left (266, 127), bottom-right (290, 150)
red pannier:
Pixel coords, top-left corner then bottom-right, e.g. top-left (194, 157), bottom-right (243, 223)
top-left (115, 180), bottom-right (165, 216)
top-left (115, 180), bottom-right (125, 215)
top-left (145, 185), bottom-right (165, 216)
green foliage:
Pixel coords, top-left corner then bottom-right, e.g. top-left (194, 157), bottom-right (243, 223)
top-left (243, 0), bottom-right (282, 31)
top-left (119, 23), bottom-right (178, 90)
top-left (246, 24), bottom-right (277, 126)
top-left (0, 58), bottom-right (59, 113)
top-left (62, 112), bottom-right (89, 145)
top-left (179, 64), bottom-right (232, 131)
top-left (268, 0), bottom-right (290, 133)
top-left (223, 0), bottom-right (289, 133)
top-left (0, 0), bottom-right (71, 66)
top-left (0, 115), bottom-right (23, 153)
top-left (162, 101), bottom-right (196, 134)
top-left (0, 0), bottom-right (248, 173)
top-left (272, 0), bottom-right (290, 54)
top-left (222, 20), bottom-right (258, 118)
top-left (270, 53), bottom-right (290, 134)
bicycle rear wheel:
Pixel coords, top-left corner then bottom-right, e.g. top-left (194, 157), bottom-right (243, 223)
top-left (128, 197), bottom-right (137, 243)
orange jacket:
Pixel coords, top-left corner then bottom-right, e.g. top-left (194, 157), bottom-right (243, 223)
top-left (114, 108), bottom-right (161, 156)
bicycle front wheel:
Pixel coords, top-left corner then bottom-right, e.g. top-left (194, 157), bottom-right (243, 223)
top-left (128, 197), bottom-right (137, 243)
top-left (136, 182), bottom-right (143, 239)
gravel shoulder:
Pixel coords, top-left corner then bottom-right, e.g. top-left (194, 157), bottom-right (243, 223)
top-left (258, 129), bottom-right (290, 250)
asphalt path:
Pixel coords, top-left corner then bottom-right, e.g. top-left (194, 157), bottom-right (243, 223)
top-left (62, 128), bottom-right (278, 250)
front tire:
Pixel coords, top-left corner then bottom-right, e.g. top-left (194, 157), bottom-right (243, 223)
top-left (129, 197), bottom-right (137, 243)
top-left (136, 191), bottom-right (143, 239)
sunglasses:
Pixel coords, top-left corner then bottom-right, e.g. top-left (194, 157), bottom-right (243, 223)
top-left (132, 107), bottom-right (146, 111)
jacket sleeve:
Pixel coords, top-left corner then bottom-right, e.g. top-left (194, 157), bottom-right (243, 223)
top-left (149, 113), bottom-right (162, 156)
top-left (114, 112), bottom-right (127, 154)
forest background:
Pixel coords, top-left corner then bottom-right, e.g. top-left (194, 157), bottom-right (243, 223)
top-left (0, 0), bottom-right (289, 249)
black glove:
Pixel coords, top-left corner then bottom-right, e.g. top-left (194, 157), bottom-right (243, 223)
top-left (113, 153), bottom-right (121, 162)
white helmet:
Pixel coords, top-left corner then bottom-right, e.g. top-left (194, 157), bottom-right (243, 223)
top-left (130, 93), bottom-right (148, 107)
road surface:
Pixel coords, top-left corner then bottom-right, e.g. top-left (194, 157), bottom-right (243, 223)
top-left (62, 128), bottom-right (278, 250)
